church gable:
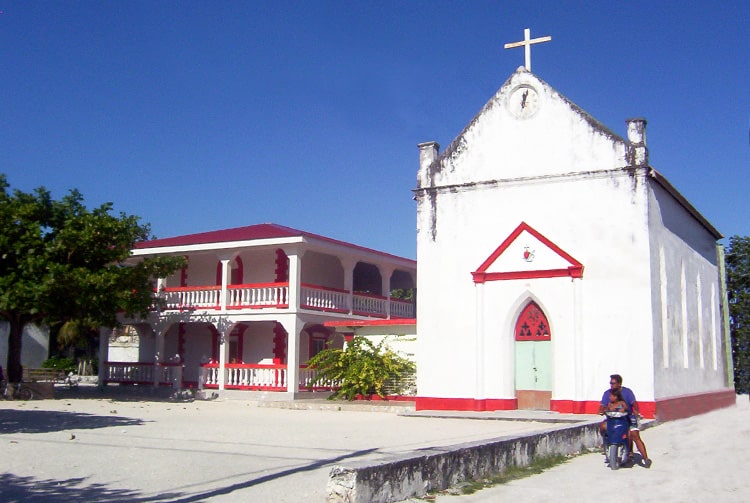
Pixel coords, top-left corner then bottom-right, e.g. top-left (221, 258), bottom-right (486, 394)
top-left (471, 221), bottom-right (583, 282)
top-left (418, 68), bottom-right (630, 190)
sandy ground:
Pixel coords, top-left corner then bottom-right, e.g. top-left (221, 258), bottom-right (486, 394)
top-left (0, 388), bottom-right (747, 502)
top-left (0, 386), bottom-right (570, 503)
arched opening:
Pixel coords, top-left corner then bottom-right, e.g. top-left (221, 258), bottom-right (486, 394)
top-left (514, 300), bottom-right (552, 410)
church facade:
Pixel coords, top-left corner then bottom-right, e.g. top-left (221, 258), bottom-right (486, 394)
top-left (413, 67), bottom-right (735, 420)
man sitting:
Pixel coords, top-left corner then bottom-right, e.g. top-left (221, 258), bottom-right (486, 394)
top-left (598, 373), bottom-right (652, 468)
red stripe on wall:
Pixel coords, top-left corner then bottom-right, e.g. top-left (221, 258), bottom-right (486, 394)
top-left (653, 388), bottom-right (736, 421)
top-left (415, 397), bottom-right (518, 412)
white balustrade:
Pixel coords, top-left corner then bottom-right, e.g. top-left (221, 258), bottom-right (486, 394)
top-left (390, 298), bottom-right (414, 318)
top-left (353, 293), bottom-right (387, 317)
top-left (299, 366), bottom-right (340, 389)
top-left (300, 284), bottom-right (348, 312)
top-left (227, 283), bottom-right (288, 308)
top-left (105, 362), bottom-right (154, 383)
top-left (158, 283), bottom-right (412, 319)
top-left (162, 287), bottom-right (220, 310)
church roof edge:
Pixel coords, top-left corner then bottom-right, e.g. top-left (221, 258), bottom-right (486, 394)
top-left (647, 169), bottom-right (723, 239)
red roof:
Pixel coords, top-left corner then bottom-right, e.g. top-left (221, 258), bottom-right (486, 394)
top-left (135, 223), bottom-right (415, 263)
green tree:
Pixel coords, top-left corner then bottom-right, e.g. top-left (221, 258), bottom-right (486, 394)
top-left (726, 235), bottom-right (750, 394)
top-left (307, 336), bottom-right (416, 400)
top-left (0, 175), bottom-right (184, 382)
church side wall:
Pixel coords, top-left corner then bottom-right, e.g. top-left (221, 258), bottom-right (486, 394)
top-left (647, 181), bottom-right (728, 400)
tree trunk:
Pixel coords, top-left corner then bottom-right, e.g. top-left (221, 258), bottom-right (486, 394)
top-left (6, 314), bottom-right (26, 383)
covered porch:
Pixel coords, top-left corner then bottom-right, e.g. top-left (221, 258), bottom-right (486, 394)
top-left (101, 318), bottom-right (344, 394)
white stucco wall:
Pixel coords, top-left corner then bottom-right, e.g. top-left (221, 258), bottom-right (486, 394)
top-left (301, 251), bottom-right (345, 288)
top-left (647, 182), bottom-right (727, 399)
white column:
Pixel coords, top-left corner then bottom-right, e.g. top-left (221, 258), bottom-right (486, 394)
top-left (218, 257), bottom-right (231, 312)
top-left (380, 265), bottom-right (394, 319)
top-left (98, 327), bottom-right (112, 389)
top-left (286, 250), bottom-right (303, 311)
top-left (573, 277), bottom-right (584, 403)
top-left (341, 258), bottom-right (356, 315)
top-left (280, 317), bottom-right (301, 396)
top-left (218, 323), bottom-right (229, 390)
top-left (154, 327), bottom-right (166, 388)
top-left (475, 282), bottom-right (485, 401)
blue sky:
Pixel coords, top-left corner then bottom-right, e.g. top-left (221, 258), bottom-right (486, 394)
top-left (1, 1), bottom-right (748, 259)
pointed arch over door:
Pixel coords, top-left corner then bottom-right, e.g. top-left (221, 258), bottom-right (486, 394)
top-left (514, 300), bottom-right (552, 410)
top-left (515, 301), bottom-right (551, 341)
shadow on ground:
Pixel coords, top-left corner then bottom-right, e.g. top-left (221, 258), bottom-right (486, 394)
top-left (0, 447), bottom-right (379, 502)
top-left (0, 409), bottom-right (146, 434)
top-left (0, 473), bottom-right (182, 503)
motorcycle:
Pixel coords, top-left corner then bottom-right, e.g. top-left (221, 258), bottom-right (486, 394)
top-left (603, 410), bottom-right (630, 470)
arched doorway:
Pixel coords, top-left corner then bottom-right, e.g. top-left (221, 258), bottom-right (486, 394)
top-left (514, 301), bottom-right (552, 410)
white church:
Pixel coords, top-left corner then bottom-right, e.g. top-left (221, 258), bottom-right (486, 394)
top-left (412, 32), bottom-right (734, 420)
top-left (3, 30), bottom-right (735, 422)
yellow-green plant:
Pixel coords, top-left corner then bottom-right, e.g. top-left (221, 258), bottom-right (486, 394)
top-left (307, 336), bottom-right (415, 400)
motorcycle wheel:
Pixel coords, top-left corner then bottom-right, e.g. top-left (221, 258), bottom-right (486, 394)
top-left (608, 444), bottom-right (619, 470)
top-left (18, 387), bottom-right (33, 401)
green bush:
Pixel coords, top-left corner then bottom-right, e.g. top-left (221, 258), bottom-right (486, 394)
top-left (41, 356), bottom-right (77, 373)
top-left (306, 336), bottom-right (416, 400)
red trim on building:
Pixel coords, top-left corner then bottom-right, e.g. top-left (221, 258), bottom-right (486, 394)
top-left (273, 322), bottom-right (287, 364)
top-left (472, 221), bottom-right (584, 283)
top-left (324, 318), bottom-right (416, 327)
top-left (415, 397), bottom-right (518, 412)
top-left (653, 388), bottom-right (736, 421)
top-left (301, 283), bottom-right (349, 294)
top-left (275, 249), bottom-right (288, 283)
top-left (135, 223), bottom-right (416, 264)
top-left (550, 399), bottom-right (659, 418)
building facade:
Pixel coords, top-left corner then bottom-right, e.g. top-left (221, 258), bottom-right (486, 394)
top-left (413, 67), bottom-right (734, 420)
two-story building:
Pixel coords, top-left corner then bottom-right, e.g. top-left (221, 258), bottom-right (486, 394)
top-left (101, 223), bottom-right (416, 396)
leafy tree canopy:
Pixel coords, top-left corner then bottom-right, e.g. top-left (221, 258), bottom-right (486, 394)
top-left (726, 236), bottom-right (750, 394)
top-left (0, 174), bottom-right (184, 381)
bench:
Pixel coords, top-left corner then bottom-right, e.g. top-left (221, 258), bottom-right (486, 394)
top-left (22, 368), bottom-right (67, 383)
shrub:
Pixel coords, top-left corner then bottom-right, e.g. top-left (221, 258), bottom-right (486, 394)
top-left (307, 336), bottom-right (416, 400)
top-left (41, 356), bottom-right (77, 373)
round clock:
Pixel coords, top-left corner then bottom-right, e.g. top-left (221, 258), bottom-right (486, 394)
top-left (508, 85), bottom-right (540, 119)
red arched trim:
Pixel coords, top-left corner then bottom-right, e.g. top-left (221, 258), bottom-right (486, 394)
top-left (273, 322), bottom-right (287, 364)
top-left (515, 301), bottom-right (551, 341)
top-left (233, 257), bottom-right (243, 285)
top-left (275, 249), bottom-right (289, 283)
top-left (215, 257), bottom-right (244, 286)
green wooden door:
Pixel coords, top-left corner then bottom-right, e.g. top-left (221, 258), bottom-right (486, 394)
top-left (514, 301), bottom-right (552, 409)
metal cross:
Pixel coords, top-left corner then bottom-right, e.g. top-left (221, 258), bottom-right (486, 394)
top-left (504, 28), bottom-right (551, 71)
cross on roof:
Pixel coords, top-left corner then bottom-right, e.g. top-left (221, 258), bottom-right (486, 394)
top-left (504, 28), bottom-right (551, 71)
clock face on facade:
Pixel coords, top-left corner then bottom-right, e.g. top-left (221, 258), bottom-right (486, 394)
top-left (508, 85), bottom-right (540, 119)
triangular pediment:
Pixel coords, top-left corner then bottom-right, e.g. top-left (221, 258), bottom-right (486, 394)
top-left (420, 68), bottom-right (629, 189)
top-left (472, 222), bottom-right (583, 282)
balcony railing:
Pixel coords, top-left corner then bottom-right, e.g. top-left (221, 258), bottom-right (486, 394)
top-left (156, 282), bottom-right (414, 319)
top-left (104, 362), bottom-right (182, 387)
top-left (200, 363), bottom-right (339, 391)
